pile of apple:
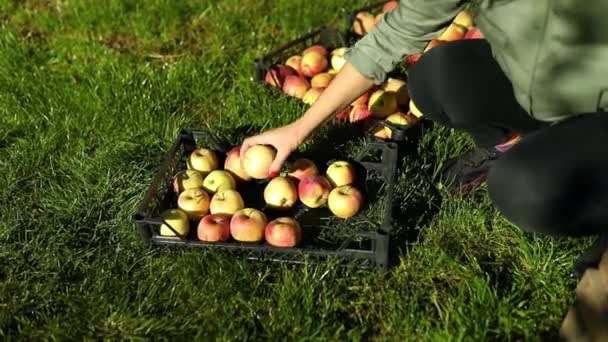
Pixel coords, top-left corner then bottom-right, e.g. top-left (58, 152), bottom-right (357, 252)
top-left (158, 144), bottom-right (364, 249)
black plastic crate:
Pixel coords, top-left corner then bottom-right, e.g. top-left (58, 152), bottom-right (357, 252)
top-left (134, 129), bottom-right (399, 270)
top-left (253, 26), bottom-right (347, 92)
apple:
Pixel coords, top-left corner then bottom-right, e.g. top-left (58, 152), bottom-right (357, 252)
top-left (383, 1), bottom-right (399, 12)
top-left (424, 39), bottom-right (446, 53)
top-left (159, 208), bottom-right (190, 237)
top-left (209, 189), bottom-right (245, 215)
top-left (264, 64), bottom-right (297, 88)
top-left (325, 161), bottom-right (356, 187)
top-left (287, 158), bottom-right (319, 181)
top-left (327, 68), bottom-right (339, 75)
top-left (352, 11), bottom-right (376, 36)
top-left (409, 99), bottom-right (424, 118)
top-left (285, 55), bottom-right (303, 75)
top-left (243, 144), bottom-right (277, 179)
top-left (373, 125), bottom-right (390, 140)
top-left (330, 47), bottom-right (348, 71)
top-left (310, 72), bottom-right (334, 88)
top-left (383, 112), bottom-right (412, 139)
top-left (230, 208), bottom-right (267, 243)
top-left (381, 78), bottom-right (409, 106)
top-left (464, 27), bottom-right (484, 39)
top-left (349, 104), bottom-right (372, 123)
top-left (352, 90), bottom-right (372, 106)
top-left (224, 145), bottom-right (251, 183)
top-left (197, 213), bottom-right (231, 242)
top-left (328, 185), bottom-right (363, 219)
top-left (187, 148), bottom-right (219, 175)
top-left (438, 22), bottom-right (467, 41)
top-left (264, 176), bottom-right (298, 210)
top-left (302, 87), bottom-right (324, 105)
top-left (298, 175), bottom-right (332, 208)
top-left (177, 188), bottom-right (210, 220)
top-left (265, 217), bottom-right (301, 248)
top-left (406, 54), bottom-right (421, 65)
top-left (203, 170), bottom-right (236, 195)
top-left (301, 51), bottom-right (328, 77)
top-left (282, 75), bottom-right (310, 99)
top-left (172, 169), bottom-right (205, 194)
top-left (368, 90), bottom-right (398, 119)
top-left (453, 9), bottom-right (474, 29)
top-left (303, 44), bottom-right (328, 56)
top-left (335, 106), bottom-right (351, 121)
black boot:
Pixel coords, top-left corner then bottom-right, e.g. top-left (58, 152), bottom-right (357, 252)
top-left (439, 146), bottom-right (503, 194)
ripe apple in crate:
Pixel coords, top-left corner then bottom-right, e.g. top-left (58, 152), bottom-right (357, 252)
top-left (224, 145), bottom-right (251, 183)
top-left (285, 55), bottom-right (303, 75)
top-left (349, 104), bottom-right (372, 123)
top-left (172, 169), bottom-right (205, 194)
top-left (202, 170), bottom-right (236, 195)
top-left (368, 90), bottom-right (398, 119)
top-left (159, 209), bottom-right (190, 237)
top-left (197, 213), bottom-right (231, 242)
top-left (453, 9), bottom-right (474, 30)
top-left (328, 185), bottom-right (363, 219)
top-left (301, 51), bottom-right (328, 77)
top-left (438, 22), bottom-right (467, 41)
top-left (209, 189), bottom-right (244, 215)
top-left (282, 75), bottom-right (310, 99)
top-left (303, 45), bottom-right (328, 56)
top-left (326, 161), bottom-right (356, 187)
top-left (409, 99), bottom-right (424, 118)
top-left (464, 27), bottom-right (484, 39)
top-left (375, 112), bottom-right (412, 140)
top-left (298, 175), bottom-right (332, 208)
top-left (187, 148), bottom-right (219, 175)
top-left (302, 87), bottom-right (324, 105)
top-left (330, 48), bottom-right (348, 72)
top-left (381, 78), bottom-right (409, 106)
top-left (310, 72), bottom-right (333, 88)
top-left (230, 208), bottom-right (268, 243)
top-left (177, 188), bottom-right (210, 220)
top-left (265, 64), bottom-right (296, 88)
top-left (265, 217), bottom-right (302, 248)
top-left (243, 144), bottom-right (277, 179)
top-left (287, 158), bottom-right (318, 182)
top-left (335, 106), bottom-right (351, 121)
top-left (264, 176), bottom-right (298, 210)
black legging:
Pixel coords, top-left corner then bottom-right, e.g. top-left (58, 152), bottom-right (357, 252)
top-left (407, 39), bottom-right (608, 237)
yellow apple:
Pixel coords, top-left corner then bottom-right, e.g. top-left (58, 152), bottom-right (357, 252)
top-left (243, 145), bottom-right (277, 179)
top-left (384, 112), bottom-right (412, 139)
top-left (187, 148), bottom-right (219, 175)
top-left (330, 47), bottom-right (348, 72)
top-left (159, 208), bottom-right (190, 237)
top-left (172, 169), bottom-right (205, 194)
top-left (325, 161), bottom-right (356, 187)
top-left (409, 99), bottom-right (424, 118)
top-left (381, 78), bottom-right (410, 106)
top-left (209, 189), bottom-right (244, 215)
top-left (328, 185), bottom-right (363, 219)
top-left (203, 170), bottom-right (236, 195)
top-left (264, 176), bottom-right (298, 210)
top-left (230, 208), bottom-right (268, 243)
top-left (177, 188), bottom-right (210, 220)
top-left (224, 145), bottom-right (252, 183)
top-left (368, 90), bottom-right (398, 119)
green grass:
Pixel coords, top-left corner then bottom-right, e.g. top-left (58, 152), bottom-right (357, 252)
top-left (0, 0), bottom-right (594, 340)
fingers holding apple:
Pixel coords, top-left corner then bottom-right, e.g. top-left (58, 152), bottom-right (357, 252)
top-left (243, 144), bottom-right (277, 179)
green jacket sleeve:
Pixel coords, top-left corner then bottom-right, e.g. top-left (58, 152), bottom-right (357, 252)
top-left (344, 0), bottom-right (468, 84)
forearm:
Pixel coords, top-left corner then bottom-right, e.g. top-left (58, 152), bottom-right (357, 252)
top-left (292, 63), bottom-right (374, 138)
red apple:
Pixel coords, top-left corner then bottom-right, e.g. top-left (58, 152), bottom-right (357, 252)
top-left (352, 90), bottom-right (372, 106)
top-left (230, 208), bottom-right (267, 243)
top-left (383, 1), bottom-right (399, 12)
top-left (298, 175), bottom-right (332, 208)
top-left (285, 55), bottom-right (303, 75)
top-left (177, 188), bottom-right (210, 220)
top-left (265, 217), bottom-right (301, 248)
top-left (349, 104), bottom-right (372, 123)
top-left (282, 75), bottom-right (310, 99)
top-left (328, 185), bottom-right (363, 219)
top-left (172, 169), bottom-right (205, 194)
top-left (224, 145), bottom-right (251, 183)
top-left (303, 45), bottom-right (328, 56)
top-left (464, 27), bottom-right (484, 39)
top-left (405, 54), bottom-right (421, 65)
top-left (264, 176), bottom-right (298, 210)
top-left (197, 213), bottom-right (231, 242)
top-left (287, 158), bottom-right (319, 182)
top-left (264, 64), bottom-right (296, 88)
top-left (325, 160), bottom-right (356, 187)
top-left (301, 51), bottom-right (328, 77)
top-left (335, 106), bottom-right (351, 121)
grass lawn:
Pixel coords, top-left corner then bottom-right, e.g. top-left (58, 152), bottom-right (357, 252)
top-left (0, 0), bottom-right (594, 340)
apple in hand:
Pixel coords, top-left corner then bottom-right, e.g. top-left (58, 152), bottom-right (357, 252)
top-left (209, 189), bottom-right (244, 215)
top-left (224, 145), bottom-right (251, 183)
top-left (230, 208), bottom-right (268, 243)
top-left (197, 213), bottom-right (231, 242)
top-left (177, 188), bottom-right (210, 220)
top-left (298, 175), bottom-right (332, 208)
top-left (325, 161), bottom-right (356, 187)
top-left (243, 145), bottom-right (277, 179)
top-left (265, 64), bottom-right (296, 88)
top-left (264, 176), bottom-right (298, 210)
top-left (172, 169), bottom-right (205, 194)
top-left (328, 185), bottom-right (363, 219)
top-left (159, 209), bottom-right (190, 237)
top-left (187, 148), bottom-right (219, 175)
top-left (287, 158), bottom-right (319, 182)
top-left (203, 170), bottom-right (236, 195)
top-left (265, 217), bottom-right (301, 248)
